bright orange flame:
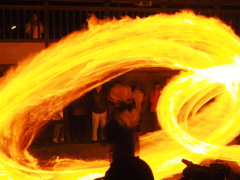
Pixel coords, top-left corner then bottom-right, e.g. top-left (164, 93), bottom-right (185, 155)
top-left (0, 10), bottom-right (240, 180)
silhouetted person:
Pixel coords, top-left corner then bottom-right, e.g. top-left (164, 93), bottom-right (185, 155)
top-left (104, 155), bottom-right (154, 180)
top-left (104, 84), bottom-right (154, 180)
top-left (69, 95), bottom-right (90, 143)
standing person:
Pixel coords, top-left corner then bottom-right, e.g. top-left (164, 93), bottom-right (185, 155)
top-left (132, 83), bottom-right (144, 116)
top-left (69, 95), bottom-right (90, 143)
top-left (104, 84), bottom-right (154, 180)
top-left (25, 13), bottom-right (44, 38)
top-left (50, 96), bottom-right (65, 144)
top-left (63, 105), bottom-right (72, 143)
top-left (107, 83), bottom-right (141, 156)
top-left (91, 85), bottom-right (108, 143)
top-left (132, 83), bottom-right (144, 155)
top-left (52, 111), bottom-right (64, 143)
top-left (150, 82), bottom-right (162, 131)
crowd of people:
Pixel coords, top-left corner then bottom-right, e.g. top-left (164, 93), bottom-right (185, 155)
top-left (49, 81), bottom-right (164, 145)
top-left (33, 81), bottom-right (159, 180)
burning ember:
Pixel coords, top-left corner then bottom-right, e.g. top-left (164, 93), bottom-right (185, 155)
top-left (0, 10), bottom-right (240, 180)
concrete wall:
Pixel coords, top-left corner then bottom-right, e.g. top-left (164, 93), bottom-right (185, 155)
top-left (0, 42), bottom-right (45, 64)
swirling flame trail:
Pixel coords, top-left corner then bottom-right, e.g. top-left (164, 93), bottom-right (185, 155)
top-left (0, 11), bottom-right (240, 180)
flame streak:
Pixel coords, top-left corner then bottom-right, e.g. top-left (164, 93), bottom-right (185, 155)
top-left (0, 11), bottom-right (240, 179)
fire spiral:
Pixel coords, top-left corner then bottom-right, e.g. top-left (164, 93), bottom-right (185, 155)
top-left (0, 10), bottom-right (240, 180)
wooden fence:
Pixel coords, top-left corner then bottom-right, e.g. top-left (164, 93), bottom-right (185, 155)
top-left (0, 4), bottom-right (239, 47)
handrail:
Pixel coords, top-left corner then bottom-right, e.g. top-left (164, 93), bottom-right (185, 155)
top-left (1, 4), bottom-right (239, 48)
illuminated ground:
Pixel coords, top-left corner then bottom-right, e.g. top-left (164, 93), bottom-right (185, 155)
top-left (28, 140), bottom-right (110, 169)
top-left (27, 137), bottom-right (240, 179)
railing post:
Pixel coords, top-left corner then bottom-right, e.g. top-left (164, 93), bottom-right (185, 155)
top-left (44, 0), bottom-right (49, 47)
top-left (104, 0), bottom-right (111, 18)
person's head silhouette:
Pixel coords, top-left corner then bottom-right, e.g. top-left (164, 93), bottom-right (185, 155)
top-left (105, 156), bottom-right (154, 180)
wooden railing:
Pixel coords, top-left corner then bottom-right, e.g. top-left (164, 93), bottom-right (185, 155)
top-left (1, 3), bottom-right (239, 47)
